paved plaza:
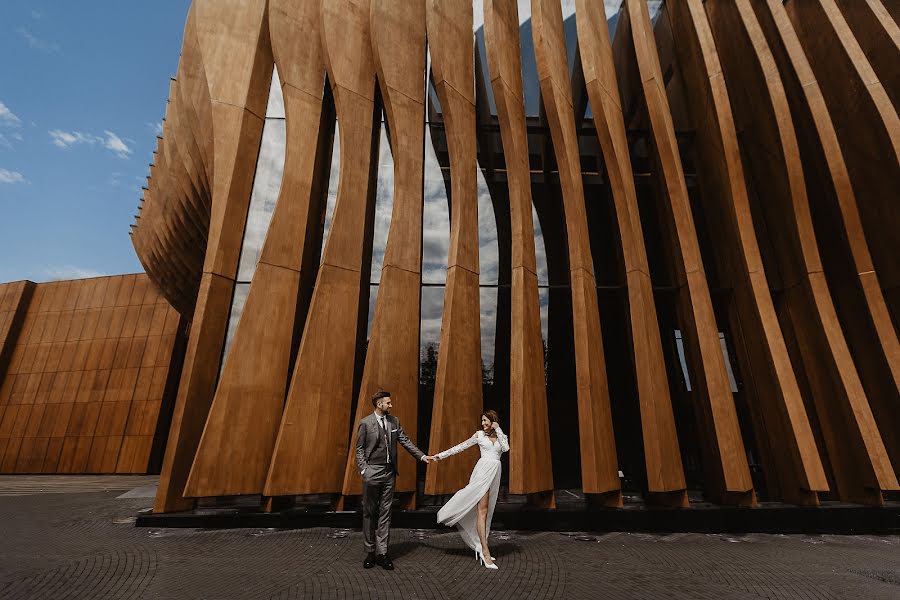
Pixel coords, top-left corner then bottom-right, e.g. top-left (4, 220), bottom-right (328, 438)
top-left (0, 477), bottom-right (899, 599)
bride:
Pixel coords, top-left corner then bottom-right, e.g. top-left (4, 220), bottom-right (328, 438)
top-left (429, 410), bottom-right (509, 570)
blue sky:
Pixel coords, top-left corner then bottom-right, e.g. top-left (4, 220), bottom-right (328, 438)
top-left (0, 1), bottom-right (191, 283)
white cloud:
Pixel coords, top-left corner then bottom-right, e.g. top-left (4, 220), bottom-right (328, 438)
top-left (146, 122), bottom-right (163, 136)
top-left (50, 129), bottom-right (94, 148)
top-left (44, 266), bottom-right (107, 281)
top-left (49, 129), bottom-right (133, 158)
top-left (0, 168), bottom-right (26, 184)
top-left (0, 102), bottom-right (22, 127)
top-left (17, 27), bottom-right (59, 53)
top-left (102, 130), bottom-right (133, 158)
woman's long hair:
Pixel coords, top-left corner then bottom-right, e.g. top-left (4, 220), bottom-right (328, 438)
top-left (482, 410), bottom-right (499, 429)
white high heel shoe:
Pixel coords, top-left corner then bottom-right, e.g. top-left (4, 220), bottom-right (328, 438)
top-left (475, 548), bottom-right (499, 570)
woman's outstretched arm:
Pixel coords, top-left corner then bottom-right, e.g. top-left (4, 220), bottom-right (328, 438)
top-left (435, 433), bottom-right (479, 461)
top-left (495, 425), bottom-right (509, 453)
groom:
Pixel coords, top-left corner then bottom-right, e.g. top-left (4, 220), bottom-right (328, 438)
top-left (356, 389), bottom-right (433, 570)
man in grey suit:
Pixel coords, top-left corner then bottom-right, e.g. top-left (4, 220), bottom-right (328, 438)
top-left (356, 389), bottom-right (432, 570)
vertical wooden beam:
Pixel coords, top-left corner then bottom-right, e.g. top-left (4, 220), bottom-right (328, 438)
top-left (184, 0), bottom-right (328, 498)
top-left (660, 0), bottom-right (830, 505)
top-left (832, 0), bottom-right (900, 112)
top-left (423, 0), bottom-right (485, 496)
top-left (782, 0), bottom-right (900, 334)
top-left (264, 0), bottom-right (378, 496)
top-left (754, 0), bottom-right (900, 495)
top-left (340, 0), bottom-right (426, 504)
top-left (531, 0), bottom-right (667, 504)
top-left (482, 0), bottom-right (554, 497)
top-left (154, 0), bottom-right (273, 512)
top-left (616, 0), bottom-right (753, 506)
top-left (706, 0), bottom-right (892, 506)
top-left (585, 0), bottom-right (730, 506)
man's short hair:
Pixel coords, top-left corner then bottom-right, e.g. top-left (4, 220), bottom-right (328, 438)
top-left (371, 389), bottom-right (391, 407)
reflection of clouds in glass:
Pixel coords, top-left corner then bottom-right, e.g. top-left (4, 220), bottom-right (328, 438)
top-left (366, 285), bottom-right (378, 337)
top-left (477, 166), bottom-right (499, 285)
top-left (533, 204), bottom-right (549, 285)
top-left (422, 125), bottom-right (450, 284)
top-left (221, 283), bottom-right (250, 368)
top-left (538, 287), bottom-right (549, 342)
top-left (480, 287), bottom-right (497, 369)
top-left (267, 67), bottom-right (285, 119)
top-left (420, 286), bottom-right (445, 356)
top-left (370, 125), bottom-right (394, 282)
top-left (236, 118), bottom-right (286, 282)
top-left (321, 122), bottom-right (340, 262)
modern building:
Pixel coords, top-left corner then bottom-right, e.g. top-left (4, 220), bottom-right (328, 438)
top-left (3, 0), bottom-right (898, 517)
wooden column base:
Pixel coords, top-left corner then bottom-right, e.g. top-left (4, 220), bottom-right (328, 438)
top-left (587, 490), bottom-right (624, 509)
top-left (527, 490), bottom-right (557, 509)
top-left (261, 495), bottom-right (294, 513)
top-left (646, 490), bottom-right (690, 508)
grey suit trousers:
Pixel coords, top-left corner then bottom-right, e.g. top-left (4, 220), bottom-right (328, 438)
top-left (362, 464), bottom-right (394, 555)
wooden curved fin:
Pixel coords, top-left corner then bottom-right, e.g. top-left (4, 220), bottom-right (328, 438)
top-left (527, 0), bottom-right (634, 502)
top-left (754, 0), bottom-right (900, 499)
top-left (184, 0), bottom-right (328, 498)
top-left (340, 0), bottom-right (426, 502)
top-left (264, 0), bottom-right (378, 496)
top-left (423, 0), bottom-right (484, 496)
top-left (658, 0), bottom-right (829, 505)
top-left (483, 0), bottom-right (554, 497)
top-left (153, 0), bottom-right (273, 513)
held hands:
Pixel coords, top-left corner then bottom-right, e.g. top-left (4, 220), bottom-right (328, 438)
top-left (421, 455), bottom-right (439, 463)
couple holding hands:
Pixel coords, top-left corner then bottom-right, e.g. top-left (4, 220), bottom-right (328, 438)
top-left (356, 390), bottom-right (509, 571)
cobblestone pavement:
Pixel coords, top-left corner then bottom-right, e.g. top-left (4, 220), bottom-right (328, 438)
top-left (0, 482), bottom-right (899, 599)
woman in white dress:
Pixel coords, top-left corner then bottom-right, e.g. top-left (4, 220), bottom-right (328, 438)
top-left (430, 410), bottom-right (509, 570)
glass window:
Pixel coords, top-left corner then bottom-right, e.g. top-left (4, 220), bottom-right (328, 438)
top-left (674, 329), bottom-right (693, 392)
top-left (220, 282), bottom-right (250, 367)
top-left (235, 118), bottom-right (287, 282)
top-left (419, 286), bottom-right (445, 382)
top-left (718, 332), bottom-right (740, 393)
top-left (422, 124), bottom-right (450, 284)
top-left (266, 67), bottom-right (286, 119)
top-left (370, 124), bottom-right (394, 283)
top-left (320, 121), bottom-right (341, 262)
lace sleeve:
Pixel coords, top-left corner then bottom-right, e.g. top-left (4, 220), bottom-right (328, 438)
top-left (436, 432), bottom-right (479, 461)
top-left (495, 426), bottom-right (510, 453)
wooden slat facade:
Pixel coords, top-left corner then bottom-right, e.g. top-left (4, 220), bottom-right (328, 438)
top-left (111, 0), bottom-right (900, 513)
top-left (0, 275), bottom-right (183, 474)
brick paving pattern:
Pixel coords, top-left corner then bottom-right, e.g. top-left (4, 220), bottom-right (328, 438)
top-left (0, 479), bottom-right (899, 599)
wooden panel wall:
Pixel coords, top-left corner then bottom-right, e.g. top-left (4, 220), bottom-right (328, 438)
top-left (0, 276), bottom-right (181, 474)
top-left (129, 0), bottom-right (899, 512)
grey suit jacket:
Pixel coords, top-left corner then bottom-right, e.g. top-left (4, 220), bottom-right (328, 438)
top-left (355, 413), bottom-right (425, 476)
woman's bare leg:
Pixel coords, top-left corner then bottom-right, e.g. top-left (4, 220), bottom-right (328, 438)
top-left (476, 490), bottom-right (493, 565)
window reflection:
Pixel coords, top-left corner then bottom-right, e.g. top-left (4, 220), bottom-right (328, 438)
top-left (370, 123), bottom-right (394, 283)
top-left (221, 282), bottom-right (250, 368)
top-left (422, 124), bottom-right (450, 284)
top-left (236, 118), bottom-right (286, 282)
top-left (320, 121), bottom-right (340, 262)
top-left (419, 286), bottom-right (445, 384)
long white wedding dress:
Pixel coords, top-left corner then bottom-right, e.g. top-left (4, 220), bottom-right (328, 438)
top-left (435, 427), bottom-right (510, 551)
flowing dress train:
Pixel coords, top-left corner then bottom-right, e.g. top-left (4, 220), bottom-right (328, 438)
top-left (435, 428), bottom-right (510, 552)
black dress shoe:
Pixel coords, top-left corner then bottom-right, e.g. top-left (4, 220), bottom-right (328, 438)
top-left (376, 554), bottom-right (394, 570)
top-left (363, 553), bottom-right (376, 569)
